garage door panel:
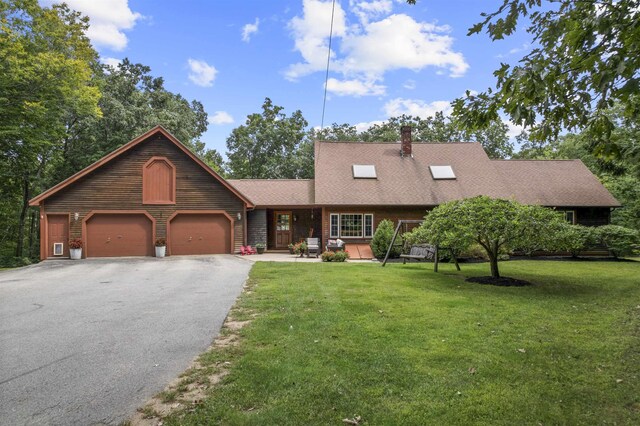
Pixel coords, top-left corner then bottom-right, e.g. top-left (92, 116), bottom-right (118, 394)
top-left (86, 214), bottom-right (153, 257)
top-left (170, 214), bottom-right (230, 255)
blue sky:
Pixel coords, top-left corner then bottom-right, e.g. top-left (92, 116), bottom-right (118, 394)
top-left (41, 1), bottom-right (531, 155)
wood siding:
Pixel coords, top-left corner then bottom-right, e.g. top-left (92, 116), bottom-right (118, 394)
top-left (247, 209), bottom-right (267, 247)
top-left (575, 207), bottom-right (610, 227)
top-left (43, 135), bottom-right (245, 255)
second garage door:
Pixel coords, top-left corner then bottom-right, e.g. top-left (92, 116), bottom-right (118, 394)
top-left (169, 213), bottom-right (231, 255)
top-left (86, 213), bottom-right (153, 257)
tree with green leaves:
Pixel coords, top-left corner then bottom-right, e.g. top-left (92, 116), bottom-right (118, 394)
top-left (50, 59), bottom-right (218, 183)
top-left (452, 0), bottom-right (640, 159)
top-left (314, 113), bottom-right (514, 159)
top-left (514, 101), bottom-right (640, 232)
top-left (411, 196), bottom-right (565, 278)
top-left (226, 98), bottom-right (311, 178)
top-left (1, 0), bottom-right (101, 257)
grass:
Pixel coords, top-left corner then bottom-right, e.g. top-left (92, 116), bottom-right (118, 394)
top-left (165, 260), bottom-right (640, 425)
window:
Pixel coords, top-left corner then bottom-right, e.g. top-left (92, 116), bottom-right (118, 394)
top-left (364, 214), bottom-right (374, 238)
top-left (53, 243), bottom-right (63, 256)
top-left (558, 210), bottom-right (576, 224)
top-left (330, 214), bottom-right (339, 238)
top-left (341, 214), bottom-right (363, 237)
top-left (330, 213), bottom-right (375, 238)
top-left (352, 164), bottom-right (377, 179)
top-left (143, 157), bottom-right (176, 204)
top-left (429, 165), bottom-right (456, 180)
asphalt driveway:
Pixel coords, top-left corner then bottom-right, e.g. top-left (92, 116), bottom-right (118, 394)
top-left (0, 255), bottom-right (252, 425)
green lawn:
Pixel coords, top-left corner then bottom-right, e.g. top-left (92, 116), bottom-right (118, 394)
top-left (166, 260), bottom-right (640, 425)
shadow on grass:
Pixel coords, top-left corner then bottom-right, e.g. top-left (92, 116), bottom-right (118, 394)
top-left (392, 261), bottom-right (612, 300)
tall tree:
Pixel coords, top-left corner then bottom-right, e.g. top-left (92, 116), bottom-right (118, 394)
top-left (50, 59), bottom-right (217, 183)
top-left (515, 102), bottom-right (640, 231)
top-left (226, 98), bottom-right (310, 178)
top-left (452, 0), bottom-right (640, 159)
top-left (0, 0), bottom-right (101, 257)
top-left (356, 113), bottom-right (514, 159)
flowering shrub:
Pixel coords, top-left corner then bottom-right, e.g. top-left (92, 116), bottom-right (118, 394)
top-left (321, 250), bottom-right (349, 262)
top-left (333, 250), bottom-right (350, 262)
top-left (69, 238), bottom-right (83, 249)
top-left (293, 241), bottom-right (307, 255)
top-left (321, 251), bottom-right (335, 262)
top-left (155, 238), bottom-right (166, 247)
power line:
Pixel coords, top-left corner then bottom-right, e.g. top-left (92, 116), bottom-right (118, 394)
top-left (320, 0), bottom-right (336, 129)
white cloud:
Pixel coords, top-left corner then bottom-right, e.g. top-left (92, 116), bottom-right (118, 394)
top-left (209, 111), bottom-right (234, 125)
top-left (285, 1), bottom-right (468, 98)
top-left (286, 0), bottom-right (347, 80)
top-left (326, 78), bottom-right (385, 96)
top-left (403, 79), bottom-right (416, 90)
top-left (354, 120), bottom-right (384, 132)
top-left (341, 14), bottom-right (468, 78)
top-left (100, 57), bottom-right (121, 68)
top-left (350, 0), bottom-right (393, 24)
top-left (384, 98), bottom-right (453, 118)
top-left (41, 0), bottom-right (142, 51)
top-left (242, 18), bottom-right (260, 42)
top-left (187, 59), bottom-right (217, 87)
top-left (504, 120), bottom-right (525, 139)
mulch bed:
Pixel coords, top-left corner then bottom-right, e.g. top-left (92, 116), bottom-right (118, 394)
top-left (466, 276), bottom-right (532, 287)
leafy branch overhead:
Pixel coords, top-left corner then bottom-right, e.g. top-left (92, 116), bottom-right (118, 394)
top-left (451, 0), bottom-right (640, 157)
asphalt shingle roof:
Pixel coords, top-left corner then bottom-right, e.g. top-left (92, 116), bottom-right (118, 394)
top-left (229, 141), bottom-right (620, 208)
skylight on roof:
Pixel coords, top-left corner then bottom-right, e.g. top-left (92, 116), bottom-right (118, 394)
top-left (353, 164), bottom-right (377, 179)
top-left (429, 165), bottom-right (456, 180)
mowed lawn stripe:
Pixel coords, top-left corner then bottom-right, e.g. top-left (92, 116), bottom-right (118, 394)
top-left (165, 260), bottom-right (640, 425)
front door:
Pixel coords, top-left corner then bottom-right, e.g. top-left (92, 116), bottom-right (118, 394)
top-left (275, 211), bottom-right (292, 249)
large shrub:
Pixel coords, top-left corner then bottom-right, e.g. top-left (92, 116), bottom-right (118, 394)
top-left (555, 224), bottom-right (598, 257)
top-left (594, 225), bottom-right (639, 258)
top-left (370, 219), bottom-right (401, 259)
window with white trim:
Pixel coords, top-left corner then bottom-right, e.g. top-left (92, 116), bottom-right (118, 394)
top-left (329, 213), bottom-right (375, 238)
top-left (364, 214), bottom-right (374, 238)
top-left (330, 214), bottom-right (339, 238)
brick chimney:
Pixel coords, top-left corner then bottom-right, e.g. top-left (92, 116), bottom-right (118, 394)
top-left (401, 126), bottom-right (412, 157)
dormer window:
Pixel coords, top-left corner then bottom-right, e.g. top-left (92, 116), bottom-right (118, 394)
top-left (143, 157), bottom-right (176, 204)
top-left (429, 165), bottom-right (456, 180)
top-left (353, 164), bottom-right (377, 179)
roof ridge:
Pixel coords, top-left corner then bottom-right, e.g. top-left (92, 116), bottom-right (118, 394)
top-left (316, 140), bottom-right (478, 145)
top-left (492, 159), bottom-right (581, 162)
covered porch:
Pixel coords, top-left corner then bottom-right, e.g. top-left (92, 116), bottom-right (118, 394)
top-left (246, 207), bottom-right (322, 251)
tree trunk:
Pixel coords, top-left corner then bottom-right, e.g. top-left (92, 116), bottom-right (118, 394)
top-left (488, 243), bottom-right (501, 278)
top-left (15, 177), bottom-right (30, 258)
top-left (28, 209), bottom-right (37, 259)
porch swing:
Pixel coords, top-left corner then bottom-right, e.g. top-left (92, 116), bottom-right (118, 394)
top-left (381, 220), bottom-right (460, 272)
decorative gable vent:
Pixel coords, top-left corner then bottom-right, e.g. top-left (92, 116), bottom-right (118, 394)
top-left (352, 164), bottom-right (377, 179)
top-left (143, 157), bottom-right (176, 204)
top-left (429, 165), bottom-right (456, 180)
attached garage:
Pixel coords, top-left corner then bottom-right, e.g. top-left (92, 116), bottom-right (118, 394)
top-left (30, 126), bottom-right (253, 260)
top-left (169, 212), bottom-right (232, 255)
top-left (85, 213), bottom-right (154, 257)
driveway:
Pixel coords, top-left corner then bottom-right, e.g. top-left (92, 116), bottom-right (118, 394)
top-left (0, 255), bottom-right (252, 425)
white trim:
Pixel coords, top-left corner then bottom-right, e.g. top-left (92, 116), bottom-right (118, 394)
top-left (329, 213), bottom-right (340, 238)
top-left (329, 212), bottom-right (375, 239)
top-left (364, 214), bottom-right (374, 238)
top-left (53, 243), bottom-right (64, 256)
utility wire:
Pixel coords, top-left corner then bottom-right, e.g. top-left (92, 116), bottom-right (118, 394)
top-left (320, 0), bottom-right (336, 129)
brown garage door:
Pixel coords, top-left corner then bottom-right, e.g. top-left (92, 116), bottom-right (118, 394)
top-left (86, 214), bottom-right (153, 257)
top-left (169, 213), bottom-right (231, 255)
